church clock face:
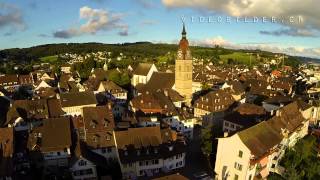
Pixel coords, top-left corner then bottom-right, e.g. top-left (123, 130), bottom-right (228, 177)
top-left (177, 50), bottom-right (183, 59)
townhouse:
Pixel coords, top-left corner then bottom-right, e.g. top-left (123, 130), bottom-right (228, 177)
top-left (27, 117), bottom-right (72, 167)
top-left (223, 103), bottom-right (267, 133)
top-left (80, 105), bottom-right (118, 161)
top-left (194, 89), bottom-right (236, 126)
top-left (114, 126), bottom-right (186, 179)
top-left (215, 101), bottom-right (310, 180)
top-left (58, 91), bottom-right (97, 116)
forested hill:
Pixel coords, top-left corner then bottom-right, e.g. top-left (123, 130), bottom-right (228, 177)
top-left (0, 42), bottom-right (266, 62)
top-left (0, 41), bottom-right (313, 67)
top-left (0, 42), bottom-right (179, 62)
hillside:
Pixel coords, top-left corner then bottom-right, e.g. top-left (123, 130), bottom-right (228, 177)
top-left (0, 42), bottom-right (309, 72)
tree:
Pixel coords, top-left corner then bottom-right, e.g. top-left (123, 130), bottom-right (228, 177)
top-left (108, 71), bottom-right (130, 87)
top-left (200, 125), bottom-right (213, 156)
top-left (201, 82), bottom-right (211, 91)
top-left (277, 135), bottom-right (320, 180)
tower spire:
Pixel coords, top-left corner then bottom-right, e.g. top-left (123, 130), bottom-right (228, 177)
top-left (182, 22), bottom-right (186, 39)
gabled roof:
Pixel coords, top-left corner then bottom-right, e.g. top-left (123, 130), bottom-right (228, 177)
top-left (238, 121), bottom-right (282, 158)
top-left (144, 72), bottom-right (175, 91)
top-left (0, 75), bottom-right (19, 85)
top-left (59, 91), bottom-right (97, 107)
top-left (6, 99), bottom-right (49, 124)
top-left (82, 105), bottom-right (115, 148)
top-left (237, 101), bottom-right (307, 158)
top-left (133, 63), bottom-right (154, 76)
top-left (99, 80), bottom-right (127, 94)
top-left (194, 89), bottom-right (235, 112)
top-left (28, 117), bottom-right (72, 152)
top-left (114, 126), bottom-right (163, 149)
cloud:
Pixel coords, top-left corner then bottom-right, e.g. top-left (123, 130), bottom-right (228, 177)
top-left (140, 20), bottom-right (157, 26)
top-left (53, 6), bottom-right (128, 38)
top-left (135, 0), bottom-right (157, 8)
top-left (38, 33), bottom-right (50, 38)
top-left (3, 32), bottom-right (12, 36)
top-left (0, 3), bottom-right (26, 31)
top-left (187, 36), bottom-right (320, 58)
top-left (162, 0), bottom-right (320, 36)
top-left (28, 2), bottom-right (37, 9)
top-left (260, 28), bottom-right (317, 37)
top-left (118, 26), bottom-right (129, 36)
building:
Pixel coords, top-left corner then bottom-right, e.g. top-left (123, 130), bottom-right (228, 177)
top-left (223, 103), bottom-right (267, 133)
top-left (214, 101), bottom-right (309, 180)
top-left (174, 23), bottom-right (193, 105)
top-left (81, 105), bottom-right (117, 161)
top-left (97, 80), bottom-right (127, 102)
top-left (194, 89), bottom-right (235, 126)
top-left (70, 141), bottom-right (98, 180)
top-left (131, 63), bottom-right (158, 87)
top-left (27, 117), bottom-right (72, 167)
top-left (0, 127), bottom-right (14, 180)
top-left (114, 126), bottom-right (186, 179)
top-left (0, 74), bottom-right (19, 92)
top-left (59, 91), bottom-right (97, 116)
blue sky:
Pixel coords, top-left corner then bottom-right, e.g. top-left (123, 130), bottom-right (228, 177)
top-left (1, 0), bottom-right (320, 58)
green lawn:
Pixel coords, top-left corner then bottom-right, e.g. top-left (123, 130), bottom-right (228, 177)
top-left (40, 55), bottom-right (58, 63)
top-left (219, 52), bottom-right (257, 65)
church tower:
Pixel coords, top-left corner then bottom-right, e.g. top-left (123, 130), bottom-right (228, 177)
top-left (175, 23), bottom-right (193, 104)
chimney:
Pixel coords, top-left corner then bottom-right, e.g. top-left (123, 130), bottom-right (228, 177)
top-left (164, 90), bottom-right (169, 96)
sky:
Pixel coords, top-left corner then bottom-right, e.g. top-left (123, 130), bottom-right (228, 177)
top-left (1, 0), bottom-right (320, 58)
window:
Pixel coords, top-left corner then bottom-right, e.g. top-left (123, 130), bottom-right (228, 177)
top-left (86, 169), bottom-right (93, 174)
top-left (102, 148), bottom-right (106, 153)
top-left (234, 162), bottom-right (242, 171)
top-left (238, 150), bottom-right (243, 158)
top-left (79, 160), bottom-right (87, 166)
top-left (225, 122), bottom-right (229, 127)
top-left (107, 147), bottom-right (112, 153)
top-left (234, 174), bottom-right (239, 180)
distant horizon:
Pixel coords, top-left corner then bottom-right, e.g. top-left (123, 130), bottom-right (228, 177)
top-left (1, 0), bottom-right (320, 58)
top-left (1, 40), bottom-right (320, 60)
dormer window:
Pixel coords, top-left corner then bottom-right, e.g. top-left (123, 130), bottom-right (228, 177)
top-left (104, 118), bottom-right (109, 127)
top-left (137, 150), bottom-right (141, 156)
top-left (106, 135), bottom-right (111, 141)
top-left (90, 120), bottom-right (98, 128)
top-left (154, 148), bottom-right (158, 154)
top-left (93, 134), bottom-right (100, 142)
top-left (124, 150), bottom-right (128, 156)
